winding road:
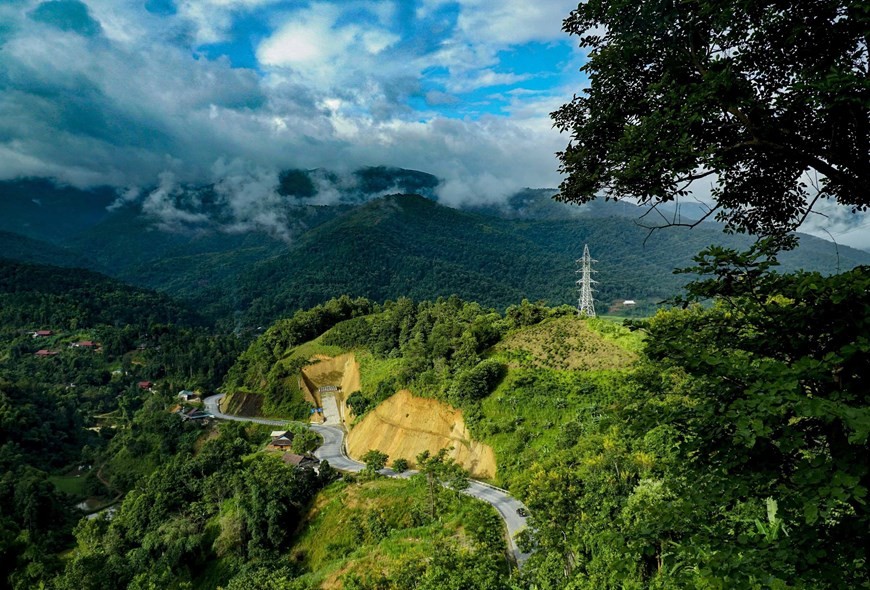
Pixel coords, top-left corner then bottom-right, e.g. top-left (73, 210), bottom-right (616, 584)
top-left (204, 394), bottom-right (530, 565)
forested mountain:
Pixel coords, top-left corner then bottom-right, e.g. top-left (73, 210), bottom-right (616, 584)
top-left (0, 258), bottom-right (203, 330)
top-left (1, 175), bottom-right (867, 328)
top-left (0, 179), bottom-right (117, 243)
top-left (222, 194), bottom-right (868, 325)
top-left (0, 231), bottom-right (96, 270)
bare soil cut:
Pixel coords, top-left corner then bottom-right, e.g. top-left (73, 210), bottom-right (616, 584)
top-left (346, 389), bottom-right (496, 479)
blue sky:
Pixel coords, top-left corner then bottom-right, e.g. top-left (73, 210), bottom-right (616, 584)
top-left (0, 0), bottom-right (588, 206)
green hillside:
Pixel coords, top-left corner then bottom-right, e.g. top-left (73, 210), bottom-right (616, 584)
top-left (0, 179), bottom-right (117, 242)
top-left (0, 258), bottom-right (202, 330)
top-left (220, 296), bottom-right (643, 486)
top-left (220, 257), bottom-right (870, 589)
top-left (2, 178), bottom-right (867, 329)
top-left (0, 230), bottom-right (97, 269)
top-left (227, 194), bottom-right (867, 325)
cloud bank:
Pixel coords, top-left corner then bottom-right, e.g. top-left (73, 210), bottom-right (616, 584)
top-left (0, 0), bottom-right (582, 207)
top-left (3, 1), bottom-right (865, 249)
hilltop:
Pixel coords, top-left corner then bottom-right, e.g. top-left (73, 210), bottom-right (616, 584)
top-left (220, 296), bottom-right (641, 487)
top-left (0, 258), bottom-right (203, 330)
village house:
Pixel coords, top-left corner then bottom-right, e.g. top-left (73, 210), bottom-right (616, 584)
top-left (177, 390), bottom-right (198, 402)
top-left (137, 381), bottom-right (153, 390)
top-left (71, 340), bottom-right (99, 349)
top-left (268, 431), bottom-right (295, 451)
top-left (31, 330), bottom-right (53, 338)
top-left (34, 349), bottom-right (58, 357)
top-left (281, 453), bottom-right (319, 470)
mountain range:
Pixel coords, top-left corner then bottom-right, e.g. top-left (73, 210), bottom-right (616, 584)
top-left (1, 168), bottom-right (867, 327)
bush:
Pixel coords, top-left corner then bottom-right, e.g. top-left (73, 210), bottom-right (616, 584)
top-left (448, 359), bottom-right (505, 405)
top-left (361, 449), bottom-right (388, 473)
top-left (346, 391), bottom-right (372, 416)
top-left (392, 458), bottom-right (409, 473)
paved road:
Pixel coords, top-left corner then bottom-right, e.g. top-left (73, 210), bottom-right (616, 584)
top-left (204, 394), bottom-right (531, 565)
top-left (204, 394), bottom-right (292, 427)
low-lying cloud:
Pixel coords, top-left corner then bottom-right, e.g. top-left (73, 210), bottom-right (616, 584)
top-left (0, 0), bottom-right (579, 210)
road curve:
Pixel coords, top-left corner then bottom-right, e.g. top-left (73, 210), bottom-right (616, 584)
top-left (204, 394), bottom-right (530, 565)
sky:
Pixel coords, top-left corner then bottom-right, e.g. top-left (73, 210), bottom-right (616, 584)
top-left (1, 0), bottom-right (867, 250)
top-left (0, 0), bottom-right (586, 206)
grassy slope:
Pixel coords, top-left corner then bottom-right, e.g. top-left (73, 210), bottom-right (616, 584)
top-left (478, 316), bottom-right (644, 489)
top-left (291, 477), bottom-right (506, 589)
top-left (492, 315), bottom-right (639, 371)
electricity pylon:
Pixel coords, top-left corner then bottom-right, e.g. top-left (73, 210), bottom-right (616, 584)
top-left (576, 244), bottom-right (597, 317)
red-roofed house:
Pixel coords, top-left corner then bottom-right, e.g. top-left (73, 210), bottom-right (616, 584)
top-left (138, 381), bottom-right (153, 390)
top-left (72, 341), bottom-right (99, 349)
top-left (34, 349), bottom-right (58, 357)
top-left (32, 330), bottom-right (54, 338)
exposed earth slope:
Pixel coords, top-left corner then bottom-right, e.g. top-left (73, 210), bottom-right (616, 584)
top-left (346, 389), bottom-right (497, 479)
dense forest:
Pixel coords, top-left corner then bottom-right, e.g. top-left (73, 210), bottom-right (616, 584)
top-left (0, 260), bottom-right (246, 588)
top-left (1, 180), bottom-right (866, 328)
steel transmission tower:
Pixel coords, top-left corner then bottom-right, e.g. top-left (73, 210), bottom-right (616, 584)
top-left (576, 244), bottom-right (597, 317)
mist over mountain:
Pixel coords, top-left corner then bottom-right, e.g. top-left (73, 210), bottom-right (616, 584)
top-left (1, 168), bottom-right (866, 328)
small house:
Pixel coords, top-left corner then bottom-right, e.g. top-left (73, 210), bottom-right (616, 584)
top-left (281, 453), bottom-right (319, 470)
top-left (177, 390), bottom-right (197, 402)
top-left (34, 349), bottom-right (58, 357)
top-left (623, 300), bottom-right (636, 306)
top-left (32, 330), bottom-right (53, 338)
top-left (72, 340), bottom-right (99, 349)
top-left (268, 433), bottom-right (295, 451)
top-left (137, 381), bottom-right (153, 390)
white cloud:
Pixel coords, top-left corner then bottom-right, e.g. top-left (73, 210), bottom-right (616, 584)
top-left (445, 68), bottom-right (531, 93)
top-left (417, 0), bottom-right (579, 77)
top-left (257, 3), bottom-right (400, 89)
top-left (452, 0), bottom-right (578, 47)
top-left (258, 6), bottom-right (343, 67)
top-left (141, 172), bottom-right (212, 231)
top-left (175, 0), bottom-right (285, 44)
top-left (800, 196), bottom-right (870, 251)
top-left (1, 0), bottom-right (575, 213)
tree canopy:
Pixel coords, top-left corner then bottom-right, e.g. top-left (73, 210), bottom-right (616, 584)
top-left (553, 0), bottom-right (869, 235)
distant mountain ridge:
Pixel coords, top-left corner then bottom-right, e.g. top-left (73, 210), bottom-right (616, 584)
top-left (226, 194), bottom-right (869, 324)
top-left (1, 170), bottom-right (867, 327)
